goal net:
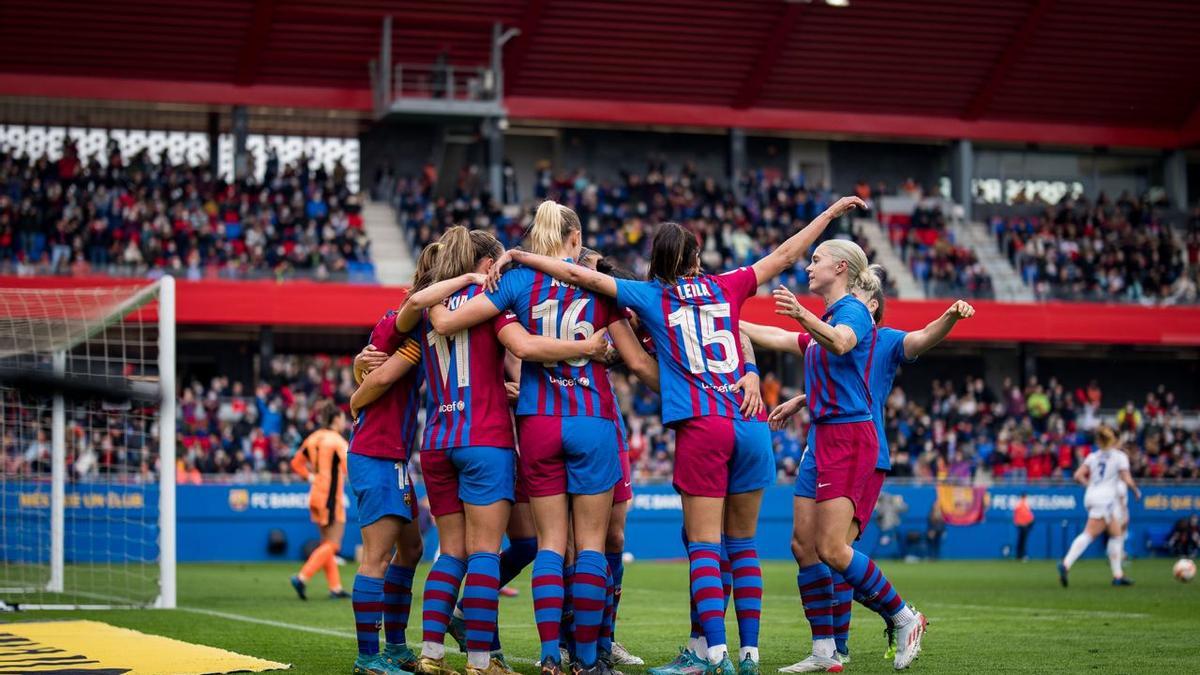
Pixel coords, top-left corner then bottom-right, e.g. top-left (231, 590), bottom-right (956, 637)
top-left (0, 277), bottom-right (175, 609)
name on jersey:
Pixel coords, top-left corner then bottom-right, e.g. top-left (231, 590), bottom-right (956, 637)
top-left (550, 278), bottom-right (578, 289)
top-left (444, 295), bottom-right (469, 310)
top-left (675, 283), bottom-right (712, 300)
top-left (549, 375), bottom-right (591, 388)
top-left (438, 400), bottom-right (467, 413)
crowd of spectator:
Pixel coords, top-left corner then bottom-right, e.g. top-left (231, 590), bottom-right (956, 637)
top-left (612, 367), bottom-right (1198, 485)
top-left (992, 192), bottom-right (1195, 304)
top-left (0, 141), bottom-right (372, 281)
top-left (3, 349), bottom-right (1196, 487)
top-left (877, 191), bottom-right (994, 299)
top-left (391, 161), bottom-right (899, 296)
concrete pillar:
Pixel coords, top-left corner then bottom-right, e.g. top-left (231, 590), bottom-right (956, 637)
top-left (953, 139), bottom-right (974, 221)
top-left (487, 117), bottom-right (505, 202)
top-left (1164, 149), bottom-right (1189, 210)
top-left (206, 111), bottom-right (220, 176)
top-left (728, 128), bottom-right (747, 193)
top-left (232, 105), bottom-right (249, 181)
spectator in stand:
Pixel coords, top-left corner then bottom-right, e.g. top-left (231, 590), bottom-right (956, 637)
top-left (994, 193), bottom-right (1192, 304)
top-left (0, 142), bottom-right (371, 281)
top-left (390, 160), bottom-right (899, 297)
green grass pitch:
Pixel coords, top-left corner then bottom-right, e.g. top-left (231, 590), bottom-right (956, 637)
top-left (4, 559), bottom-right (1197, 673)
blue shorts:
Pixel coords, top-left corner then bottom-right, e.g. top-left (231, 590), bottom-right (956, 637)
top-left (794, 426), bottom-right (818, 499)
top-left (517, 415), bottom-right (622, 497)
top-left (673, 417), bottom-right (774, 497)
top-left (422, 445), bottom-right (516, 517)
top-left (348, 452), bottom-right (416, 527)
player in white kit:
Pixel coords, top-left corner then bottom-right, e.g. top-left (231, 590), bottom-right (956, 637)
top-left (1058, 427), bottom-right (1141, 587)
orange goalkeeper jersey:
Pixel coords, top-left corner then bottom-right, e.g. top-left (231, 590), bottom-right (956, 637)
top-left (291, 429), bottom-right (349, 523)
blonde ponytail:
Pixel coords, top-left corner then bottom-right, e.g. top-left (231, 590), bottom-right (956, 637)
top-left (433, 226), bottom-right (475, 283)
top-left (527, 200), bottom-right (581, 256)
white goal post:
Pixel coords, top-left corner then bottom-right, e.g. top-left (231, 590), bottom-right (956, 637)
top-left (0, 276), bottom-right (175, 610)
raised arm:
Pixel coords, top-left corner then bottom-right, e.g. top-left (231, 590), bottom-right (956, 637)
top-left (902, 300), bottom-right (975, 360)
top-left (751, 196), bottom-right (867, 285)
top-left (350, 351), bottom-right (419, 416)
top-left (497, 323), bottom-right (609, 363)
top-left (392, 272), bottom-right (488, 335)
top-left (428, 292), bottom-right (503, 336)
top-left (500, 249), bottom-right (618, 298)
top-left (608, 319), bottom-right (659, 392)
top-left (773, 286), bottom-right (857, 355)
top-left (741, 321), bottom-right (805, 355)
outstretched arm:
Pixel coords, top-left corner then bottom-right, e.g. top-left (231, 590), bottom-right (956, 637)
top-left (497, 323), bottom-right (609, 363)
top-left (741, 321), bottom-right (805, 356)
top-left (428, 292), bottom-right (503, 335)
top-left (392, 272), bottom-right (488, 335)
top-left (751, 196), bottom-right (867, 285)
top-left (773, 286), bottom-right (857, 355)
top-left (496, 249), bottom-right (618, 298)
top-left (903, 300), bottom-right (975, 360)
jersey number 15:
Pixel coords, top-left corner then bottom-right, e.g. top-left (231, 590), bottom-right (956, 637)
top-left (667, 303), bottom-right (737, 374)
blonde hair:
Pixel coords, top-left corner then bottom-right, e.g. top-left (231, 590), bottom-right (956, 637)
top-left (1096, 426), bottom-right (1118, 449)
top-left (411, 242), bottom-right (442, 292)
top-left (817, 239), bottom-right (874, 293)
top-left (527, 200), bottom-right (581, 257)
top-left (433, 226), bottom-right (503, 282)
top-left (861, 264), bottom-right (887, 323)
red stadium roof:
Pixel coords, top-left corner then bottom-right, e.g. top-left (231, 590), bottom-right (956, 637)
top-left (1, 0), bottom-right (1198, 147)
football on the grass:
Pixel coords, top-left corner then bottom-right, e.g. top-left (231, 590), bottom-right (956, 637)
top-left (1173, 558), bottom-right (1196, 582)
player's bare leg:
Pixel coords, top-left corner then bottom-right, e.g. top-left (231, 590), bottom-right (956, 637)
top-left (418, 513), bottom-right (467, 675)
top-left (780, 497), bottom-right (841, 674)
top-left (1059, 517), bottom-right (1108, 587)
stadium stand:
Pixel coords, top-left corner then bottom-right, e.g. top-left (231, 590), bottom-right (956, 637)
top-left (991, 193), bottom-right (1195, 304)
top-left (391, 163), bottom-right (904, 295)
top-left (0, 141), bottom-right (373, 282)
top-left (14, 352), bottom-right (1190, 485)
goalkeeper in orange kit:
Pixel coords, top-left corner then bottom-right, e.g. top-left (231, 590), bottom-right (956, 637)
top-left (289, 402), bottom-right (351, 600)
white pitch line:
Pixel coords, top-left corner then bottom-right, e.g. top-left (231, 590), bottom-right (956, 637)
top-left (179, 606), bottom-right (356, 639)
top-left (177, 607), bottom-right (546, 665)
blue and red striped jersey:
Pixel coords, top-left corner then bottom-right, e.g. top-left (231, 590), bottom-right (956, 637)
top-left (349, 310), bottom-right (423, 461)
top-left (614, 266), bottom-right (763, 425)
top-left (485, 265), bottom-right (621, 419)
top-left (800, 295), bottom-right (876, 424)
top-left (419, 285), bottom-right (518, 450)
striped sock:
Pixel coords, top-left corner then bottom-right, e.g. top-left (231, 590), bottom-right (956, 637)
top-left (797, 563), bottom-right (835, 652)
top-left (532, 549), bottom-right (565, 663)
top-left (683, 528), bottom-right (702, 641)
top-left (605, 552), bottom-right (624, 641)
top-left (688, 541), bottom-right (727, 659)
top-left (573, 550), bottom-right (609, 667)
top-left (352, 574), bottom-right (384, 656)
top-left (560, 563), bottom-right (576, 658)
top-left (463, 553), bottom-right (501, 662)
top-left (840, 551), bottom-right (906, 620)
top-left (598, 562), bottom-right (615, 655)
top-left (725, 536), bottom-right (763, 659)
top-left (383, 564), bottom-right (415, 647)
top-left (853, 589), bottom-right (894, 627)
top-left (421, 554), bottom-right (466, 654)
top-left (719, 539), bottom-right (733, 613)
top-left (830, 571), bottom-right (853, 655)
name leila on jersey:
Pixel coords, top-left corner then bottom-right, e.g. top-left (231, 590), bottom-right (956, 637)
top-left (675, 282), bottom-right (712, 299)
